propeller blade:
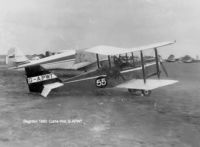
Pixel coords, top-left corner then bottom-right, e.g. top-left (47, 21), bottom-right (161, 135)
top-left (160, 61), bottom-right (168, 77)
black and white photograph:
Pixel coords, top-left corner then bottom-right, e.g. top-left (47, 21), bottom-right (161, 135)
top-left (0, 0), bottom-right (200, 146)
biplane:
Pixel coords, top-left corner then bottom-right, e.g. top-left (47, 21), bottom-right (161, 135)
top-left (12, 41), bottom-right (178, 97)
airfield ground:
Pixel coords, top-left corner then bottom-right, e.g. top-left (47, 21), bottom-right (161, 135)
top-left (0, 63), bottom-right (200, 147)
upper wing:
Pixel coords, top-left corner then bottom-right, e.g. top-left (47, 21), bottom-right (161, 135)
top-left (116, 79), bottom-right (178, 90)
top-left (86, 41), bottom-right (176, 56)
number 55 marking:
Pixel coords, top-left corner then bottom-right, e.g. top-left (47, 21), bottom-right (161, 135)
top-left (95, 77), bottom-right (107, 88)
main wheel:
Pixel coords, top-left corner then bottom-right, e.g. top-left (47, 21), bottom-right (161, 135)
top-left (142, 90), bottom-right (152, 96)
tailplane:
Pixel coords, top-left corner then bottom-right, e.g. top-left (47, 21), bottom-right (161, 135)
top-left (25, 65), bottom-right (63, 97)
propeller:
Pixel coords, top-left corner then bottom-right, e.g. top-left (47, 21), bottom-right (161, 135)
top-left (160, 61), bottom-right (168, 77)
top-left (158, 56), bottom-right (168, 77)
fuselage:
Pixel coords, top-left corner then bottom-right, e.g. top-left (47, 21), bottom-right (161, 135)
top-left (55, 59), bottom-right (157, 93)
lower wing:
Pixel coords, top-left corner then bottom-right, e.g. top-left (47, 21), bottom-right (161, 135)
top-left (116, 79), bottom-right (178, 90)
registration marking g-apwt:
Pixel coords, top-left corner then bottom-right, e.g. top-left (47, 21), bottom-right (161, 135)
top-left (27, 73), bottom-right (57, 84)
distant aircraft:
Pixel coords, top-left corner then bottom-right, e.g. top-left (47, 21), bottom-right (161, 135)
top-left (11, 41), bottom-right (178, 97)
top-left (7, 48), bottom-right (81, 70)
top-left (181, 55), bottom-right (194, 63)
top-left (166, 54), bottom-right (176, 62)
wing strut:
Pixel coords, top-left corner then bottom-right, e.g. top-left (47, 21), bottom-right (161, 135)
top-left (96, 54), bottom-right (100, 68)
top-left (140, 51), bottom-right (146, 83)
top-left (154, 48), bottom-right (160, 78)
top-left (131, 52), bottom-right (134, 67)
top-left (126, 53), bottom-right (128, 63)
top-left (108, 55), bottom-right (111, 68)
top-left (131, 52), bottom-right (135, 67)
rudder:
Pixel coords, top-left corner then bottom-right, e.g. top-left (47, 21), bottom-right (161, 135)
top-left (25, 65), bottom-right (63, 97)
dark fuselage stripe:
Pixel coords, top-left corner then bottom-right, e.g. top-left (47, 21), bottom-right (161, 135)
top-left (63, 75), bottom-right (106, 84)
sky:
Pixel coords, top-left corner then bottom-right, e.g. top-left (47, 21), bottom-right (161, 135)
top-left (0, 0), bottom-right (200, 58)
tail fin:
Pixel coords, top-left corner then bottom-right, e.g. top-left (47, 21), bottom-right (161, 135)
top-left (7, 48), bottom-right (30, 66)
top-left (25, 65), bottom-right (64, 97)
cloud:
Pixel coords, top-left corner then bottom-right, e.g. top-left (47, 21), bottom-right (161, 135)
top-left (0, 0), bottom-right (199, 57)
top-left (145, 0), bottom-right (154, 3)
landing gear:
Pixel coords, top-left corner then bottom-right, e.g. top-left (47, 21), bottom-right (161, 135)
top-left (128, 89), bottom-right (151, 96)
top-left (128, 89), bottom-right (142, 96)
top-left (142, 90), bottom-right (151, 96)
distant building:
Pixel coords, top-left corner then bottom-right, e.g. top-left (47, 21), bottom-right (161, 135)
top-left (0, 55), bottom-right (6, 65)
top-left (196, 55), bottom-right (199, 60)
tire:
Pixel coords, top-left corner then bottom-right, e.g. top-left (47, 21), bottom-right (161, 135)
top-left (142, 90), bottom-right (151, 96)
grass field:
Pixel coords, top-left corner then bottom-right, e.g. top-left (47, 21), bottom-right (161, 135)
top-left (0, 63), bottom-right (200, 147)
